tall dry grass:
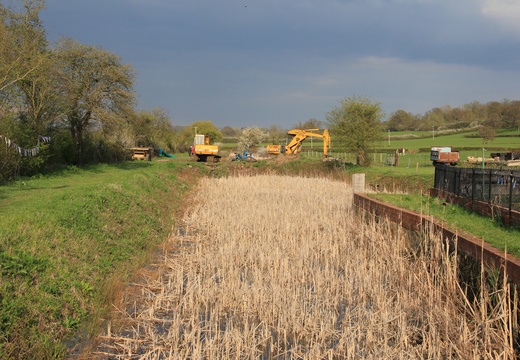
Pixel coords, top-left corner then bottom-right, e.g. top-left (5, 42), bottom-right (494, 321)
top-left (93, 175), bottom-right (517, 359)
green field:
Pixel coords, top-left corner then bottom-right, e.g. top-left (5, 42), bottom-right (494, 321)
top-left (376, 128), bottom-right (520, 152)
top-left (0, 161), bottom-right (201, 358)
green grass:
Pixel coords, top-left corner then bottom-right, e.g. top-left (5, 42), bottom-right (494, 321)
top-left (369, 193), bottom-right (520, 257)
top-left (376, 128), bottom-right (520, 152)
top-left (0, 160), bottom-right (198, 359)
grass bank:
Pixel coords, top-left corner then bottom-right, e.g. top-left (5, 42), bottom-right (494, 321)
top-left (0, 160), bottom-right (202, 359)
top-left (369, 193), bottom-right (520, 257)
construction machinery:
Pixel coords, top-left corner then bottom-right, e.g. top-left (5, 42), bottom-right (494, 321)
top-left (193, 133), bottom-right (221, 162)
top-left (232, 150), bottom-right (254, 161)
top-left (267, 129), bottom-right (330, 158)
top-left (130, 147), bottom-right (152, 161)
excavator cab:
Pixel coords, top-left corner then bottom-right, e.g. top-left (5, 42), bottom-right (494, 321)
top-left (193, 133), bottom-right (221, 162)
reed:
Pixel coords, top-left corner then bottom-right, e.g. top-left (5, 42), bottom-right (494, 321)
top-left (94, 175), bottom-right (517, 359)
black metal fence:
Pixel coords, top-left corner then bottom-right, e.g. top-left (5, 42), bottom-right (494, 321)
top-left (434, 165), bottom-right (520, 212)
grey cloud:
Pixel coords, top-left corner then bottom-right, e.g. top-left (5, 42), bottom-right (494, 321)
top-left (41, 0), bottom-right (520, 127)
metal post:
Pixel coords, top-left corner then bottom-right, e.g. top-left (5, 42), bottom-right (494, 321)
top-left (488, 169), bottom-right (492, 204)
top-left (442, 165), bottom-right (447, 191)
top-left (471, 168), bottom-right (476, 208)
top-left (456, 168), bottom-right (461, 197)
top-left (482, 148), bottom-right (486, 201)
top-left (509, 172), bottom-right (514, 220)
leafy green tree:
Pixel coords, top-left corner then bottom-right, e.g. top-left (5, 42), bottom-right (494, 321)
top-left (326, 96), bottom-right (384, 166)
top-left (445, 106), bottom-right (472, 126)
top-left (465, 101), bottom-right (487, 126)
top-left (180, 120), bottom-right (222, 147)
top-left (53, 38), bottom-right (135, 164)
top-left (130, 108), bottom-right (176, 151)
top-left (385, 110), bottom-right (416, 131)
top-left (486, 101), bottom-right (503, 128)
top-left (417, 108), bottom-right (445, 131)
top-left (501, 99), bottom-right (520, 129)
top-left (221, 126), bottom-right (239, 137)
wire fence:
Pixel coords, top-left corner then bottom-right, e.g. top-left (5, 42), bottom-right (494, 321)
top-left (434, 165), bottom-right (520, 212)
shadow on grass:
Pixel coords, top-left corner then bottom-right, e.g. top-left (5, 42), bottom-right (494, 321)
top-left (71, 161), bottom-right (154, 174)
top-left (111, 161), bottom-right (154, 170)
top-left (42, 161), bottom-right (154, 177)
top-left (0, 162), bottom-right (166, 203)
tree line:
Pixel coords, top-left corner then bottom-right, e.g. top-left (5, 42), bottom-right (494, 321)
top-left (385, 100), bottom-right (520, 137)
top-left (0, 0), bottom-right (208, 182)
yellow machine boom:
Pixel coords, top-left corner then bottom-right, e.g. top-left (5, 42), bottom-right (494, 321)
top-left (268, 129), bottom-right (330, 158)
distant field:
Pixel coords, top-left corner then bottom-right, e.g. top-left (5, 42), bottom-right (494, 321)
top-left (376, 128), bottom-right (520, 152)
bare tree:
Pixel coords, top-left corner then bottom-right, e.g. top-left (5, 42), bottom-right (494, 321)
top-left (266, 125), bottom-right (285, 144)
top-left (53, 38), bottom-right (135, 164)
top-left (478, 125), bottom-right (495, 144)
top-left (292, 118), bottom-right (324, 130)
top-left (0, 0), bottom-right (47, 93)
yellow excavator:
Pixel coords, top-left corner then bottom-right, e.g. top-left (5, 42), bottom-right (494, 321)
top-left (267, 128), bottom-right (330, 158)
top-left (193, 133), bottom-right (221, 162)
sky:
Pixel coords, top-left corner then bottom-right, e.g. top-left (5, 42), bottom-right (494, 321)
top-left (39, 0), bottom-right (520, 129)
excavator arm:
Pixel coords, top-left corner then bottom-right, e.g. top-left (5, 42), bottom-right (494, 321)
top-left (284, 129), bottom-right (330, 157)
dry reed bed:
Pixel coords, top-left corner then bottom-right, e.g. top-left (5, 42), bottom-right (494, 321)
top-left (94, 175), bottom-right (516, 359)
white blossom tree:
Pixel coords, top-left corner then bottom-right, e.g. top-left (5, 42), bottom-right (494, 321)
top-left (239, 127), bottom-right (266, 150)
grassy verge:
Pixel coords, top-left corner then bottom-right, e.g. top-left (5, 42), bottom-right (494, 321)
top-left (369, 193), bottom-right (520, 257)
top-left (352, 164), bottom-right (432, 193)
top-left (0, 160), bottom-right (201, 359)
